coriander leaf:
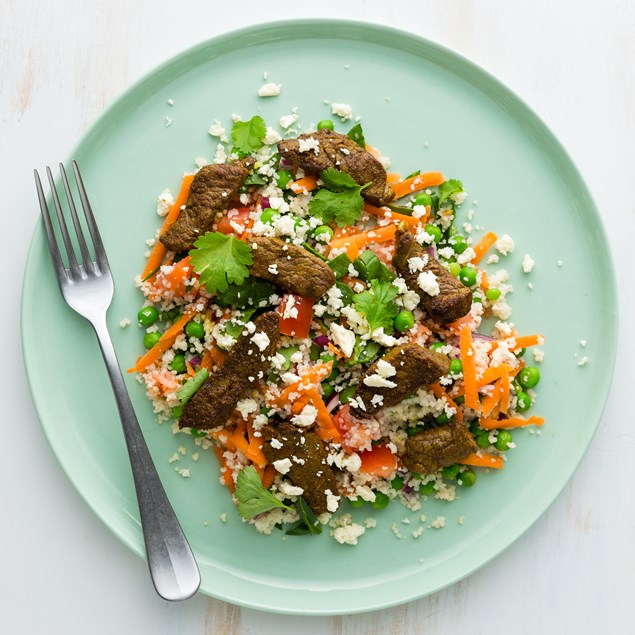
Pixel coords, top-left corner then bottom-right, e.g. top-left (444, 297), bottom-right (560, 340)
top-left (222, 307), bottom-right (257, 340)
top-left (286, 497), bottom-right (322, 536)
top-left (404, 169), bottom-right (421, 180)
top-left (335, 280), bottom-right (354, 306)
top-left (176, 369), bottom-right (209, 404)
top-left (215, 276), bottom-right (275, 308)
top-left (320, 167), bottom-right (360, 191)
top-left (354, 250), bottom-right (396, 284)
top-left (327, 252), bottom-right (352, 279)
top-left (231, 115), bottom-right (266, 155)
top-left (310, 187), bottom-right (365, 227)
top-left (349, 337), bottom-right (382, 366)
top-left (190, 232), bottom-right (253, 295)
top-left (438, 178), bottom-right (464, 207)
top-left (353, 279), bottom-right (399, 334)
top-left (244, 172), bottom-right (267, 186)
top-left (347, 123), bottom-right (366, 149)
top-left (235, 466), bottom-right (291, 520)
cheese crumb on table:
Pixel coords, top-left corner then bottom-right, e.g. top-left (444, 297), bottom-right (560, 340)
top-left (496, 234), bottom-right (515, 255)
top-left (331, 102), bottom-right (353, 120)
top-left (577, 356), bottom-right (589, 366)
top-left (119, 318), bottom-right (131, 328)
top-left (521, 254), bottom-right (535, 273)
top-left (258, 82), bottom-right (282, 97)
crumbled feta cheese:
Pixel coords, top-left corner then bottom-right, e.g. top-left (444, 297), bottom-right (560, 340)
top-left (451, 191), bottom-right (468, 205)
top-left (417, 271), bottom-right (440, 296)
top-left (331, 102), bottom-right (353, 120)
top-left (298, 137), bottom-right (320, 154)
top-left (408, 255), bottom-right (428, 273)
top-left (273, 458), bottom-right (293, 474)
top-left (267, 263), bottom-right (279, 275)
top-left (363, 373), bottom-right (398, 388)
top-left (213, 143), bottom-right (227, 164)
top-left (282, 295), bottom-right (299, 320)
top-left (258, 82), bottom-right (282, 97)
top-left (492, 299), bottom-right (512, 320)
top-left (156, 189), bottom-right (175, 217)
top-left (279, 482), bottom-right (304, 496)
top-left (325, 489), bottom-right (341, 513)
top-left (119, 318), bottom-right (131, 328)
top-left (376, 359), bottom-right (397, 378)
top-left (264, 126), bottom-right (282, 145)
top-left (522, 254), bottom-right (535, 273)
top-left (291, 404), bottom-right (318, 428)
top-left (577, 356), bottom-right (589, 366)
top-left (532, 348), bottom-right (544, 363)
top-left (165, 116), bottom-right (173, 127)
top-left (270, 438), bottom-right (283, 450)
top-left (167, 98), bottom-right (174, 106)
top-left (279, 114), bottom-right (298, 129)
top-left (496, 234), bottom-right (515, 255)
top-left (371, 327), bottom-right (398, 347)
top-left (236, 398), bottom-right (258, 419)
top-left (486, 254), bottom-right (499, 265)
top-left (330, 323), bottom-right (356, 358)
top-left (332, 522), bottom-right (365, 545)
top-left (580, 339), bottom-right (587, 347)
top-left (208, 120), bottom-right (228, 142)
top-left (251, 332), bottom-right (270, 352)
top-left (220, 513), bottom-right (228, 523)
top-left (557, 259), bottom-right (564, 267)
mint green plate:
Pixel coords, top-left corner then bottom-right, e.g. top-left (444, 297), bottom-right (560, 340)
top-left (21, 20), bottom-right (617, 614)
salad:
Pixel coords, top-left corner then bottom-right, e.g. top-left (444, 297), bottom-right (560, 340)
top-left (129, 112), bottom-right (545, 542)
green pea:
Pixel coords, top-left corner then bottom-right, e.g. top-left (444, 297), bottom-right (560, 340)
top-left (454, 395), bottom-right (465, 406)
top-left (260, 208), bottom-right (277, 224)
top-left (314, 225), bottom-right (334, 242)
top-left (339, 385), bottom-right (357, 405)
top-left (458, 469), bottom-right (476, 487)
top-left (424, 224), bottom-right (442, 243)
top-left (448, 262), bottom-right (462, 277)
top-left (394, 310), bottom-right (415, 333)
top-left (371, 491), bottom-right (390, 510)
top-left (449, 359), bottom-right (463, 375)
top-left (276, 170), bottom-right (293, 189)
top-left (518, 366), bottom-right (541, 389)
top-left (485, 287), bottom-right (501, 301)
top-left (309, 343), bottom-right (322, 361)
top-left (450, 235), bottom-right (468, 254)
top-left (515, 347), bottom-right (526, 358)
top-left (391, 475), bottom-right (405, 490)
top-left (159, 308), bottom-right (180, 322)
top-left (436, 412), bottom-right (453, 424)
top-left (185, 321), bottom-right (205, 339)
top-left (138, 306), bottom-right (159, 327)
top-left (349, 497), bottom-right (365, 508)
top-left (516, 390), bottom-right (532, 413)
top-left (321, 381), bottom-right (335, 400)
top-left (190, 429), bottom-right (208, 438)
top-left (419, 480), bottom-right (436, 496)
top-left (317, 119), bottom-right (335, 131)
top-left (143, 332), bottom-right (161, 349)
top-left (441, 463), bottom-right (460, 479)
top-left (407, 425), bottom-right (426, 437)
top-left (495, 430), bottom-right (513, 452)
top-left (170, 354), bottom-right (186, 374)
top-left (414, 193), bottom-right (432, 207)
top-left (475, 432), bottom-right (491, 448)
top-left (459, 266), bottom-right (478, 287)
top-left (430, 342), bottom-right (444, 351)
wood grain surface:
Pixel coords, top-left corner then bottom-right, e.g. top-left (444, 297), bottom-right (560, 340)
top-left (2, 1), bottom-right (633, 633)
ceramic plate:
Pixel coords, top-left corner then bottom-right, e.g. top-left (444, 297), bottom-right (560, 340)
top-left (21, 20), bottom-right (618, 614)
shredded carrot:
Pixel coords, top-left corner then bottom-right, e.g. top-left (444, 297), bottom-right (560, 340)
top-left (500, 374), bottom-right (510, 414)
top-left (209, 428), bottom-right (236, 451)
top-left (213, 446), bottom-right (235, 493)
top-left (185, 362), bottom-right (196, 377)
top-left (460, 452), bottom-right (504, 470)
top-left (476, 363), bottom-right (514, 389)
top-left (480, 378), bottom-right (503, 418)
top-left (289, 175), bottom-right (318, 193)
top-left (446, 313), bottom-right (473, 332)
top-left (329, 224), bottom-right (397, 260)
top-left (200, 349), bottom-right (213, 371)
top-left (209, 346), bottom-right (227, 367)
top-left (269, 361), bottom-right (334, 406)
top-left (261, 465), bottom-right (276, 489)
top-left (471, 231), bottom-right (498, 265)
top-left (304, 388), bottom-right (341, 442)
top-left (459, 326), bottom-right (479, 411)
top-left (429, 383), bottom-right (464, 422)
top-left (231, 431), bottom-right (267, 467)
top-left (489, 334), bottom-right (545, 354)
top-left (365, 144), bottom-right (381, 158)
top-left (364, 204), bottom-right (420, 229)
top-left (386, 172), bottom-right (402, 185)
top-left (480, 270), bottom-right (490, 292)
top-left (327, 342), bottom-right (345, 359)
top-left (391, 172), bottom-right (445, 200)
top-left (141, 174), bottom-right (195, 280)
top-left (479, 415), bottom-right (545, 430)
top-left (128, 310), bottom-right (195, 373)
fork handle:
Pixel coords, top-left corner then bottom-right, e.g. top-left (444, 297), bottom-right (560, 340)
top-left (91, 316), bottom-right (200, 601)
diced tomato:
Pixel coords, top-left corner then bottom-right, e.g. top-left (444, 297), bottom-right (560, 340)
top-left (278, 294), bottom-right (315, 339)
top-left (358, 443), bottom-right (398, 477)
top-left (216, 207), bottom-right (252, 236)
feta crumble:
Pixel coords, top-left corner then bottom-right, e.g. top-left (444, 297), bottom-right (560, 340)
top-left (417, 271), bottom-right (440, 296)
top-left (522, 254), bottom-right (535, 273)
top-left (273, 458), bottom-right (292, 474)
top-left (496, 234), bottom-right (515, 256)
top-left (291, 404), bottom-right (318, 428)
top-left (329, 323), bottom-right (356, 358)
top-left (331, 102), bottom-right (353, 120)
top-left (258, 82), bottom-right (282, 97)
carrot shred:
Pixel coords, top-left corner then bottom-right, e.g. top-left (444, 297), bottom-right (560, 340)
top-left (303, 387), bottom-right (341, 442)
top-left (200, 349), bottom-right (213, 371)
top-left (268, 361), bottom-right (334, 407)
top-left (185, 362), bottom-right (196, 377)
top-left (476, 363), bottom-right (514, 389)
top-left (460, 452), bottom-right (504, 470)
top-left (459, 326), bottom-right (479, 411)
top-left (480, 270), bottom-right (490, 292)
top-left (327, 342), bottom-right (345, 359)
top-left (364, 204), bottom-right (420, 229)
top-left (489, 334), bottom-right (545, 354)
top-left (386, 172), bottom-right (402, 185)
top-left (429, 383), bottom-right (464, 422)
top-left (289, 175), bottom-right (318, 194)
top-left (480, 378), bottom-right (503, 418)
top-left (128, 310), bottom-right (195, 373)
top-left (479, 415), bottom-right (545, 430)
top-left (500, 374), bottom-right (510, 414)
top-left (391, 172), bottom-right (445, 200)
top-left (471, 231), bottom-right (498, 265)
top-left (141, 174), bottom-right (195, 280)
top-left (329, 224), bottom-right (397, 260)
top-left (213, 446), bottom-right (236, 493)
top-left (261, 465), bottom-right (276, 489)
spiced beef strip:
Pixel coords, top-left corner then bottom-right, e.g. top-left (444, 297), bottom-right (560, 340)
top-left (179, 311), bottom-right (279, 430)
top-left (352, 343), bottom-right (450, 415)
top-left (393, 223), bottom-right (472, 325)
top-left (261, 423), bottom-right (339, 515)
top-left (160, 157), bottom-right (255, 253)
top-left (278, 129), bottom-right (394, 206)
top-left (249, 236), bottom-right (335, 300)
top-left (402, 424), bottom-right (478, 475)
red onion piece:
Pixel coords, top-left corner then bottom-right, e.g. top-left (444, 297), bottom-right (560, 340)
top-left (325, 392), bottom-right (340, 413)
top-left (426, 245), bottom-right (437, 258)
top-left (313, 334), bottom-right (330, 347)
top-left (189, 355), bottom-right (201, 367)
top-left (472, 332), bottom-right (494, 342)
top-left (260, 196), bottom-right (270, 209)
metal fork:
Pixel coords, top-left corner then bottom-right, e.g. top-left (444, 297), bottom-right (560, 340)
top-left (34, 162), bottom-right (200, 601)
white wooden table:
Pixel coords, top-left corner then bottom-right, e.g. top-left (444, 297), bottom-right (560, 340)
top-left (2, 1), bottom-right (632, 632)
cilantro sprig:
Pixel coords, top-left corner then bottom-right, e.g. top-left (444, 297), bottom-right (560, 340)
top-left (438, 178), bottom-right (464, 207)
top-left (189, 231), bottom-right (253, 295)
top-left (309, 168), bottom-right (368, 227)
top-left (347, 123), bottom-right (366, 149)
top-left (231, 115), bottom-right (266, 155)
top-left (353, 279), bottom-right (399, 334)
top-left (235, 466), bottom-right (291, 520)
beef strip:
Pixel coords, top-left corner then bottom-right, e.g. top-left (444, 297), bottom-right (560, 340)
top-left (178, 311), bottom-right (279, 430)
top-left (261, 423), bottom-right (338, 515)
top-left (352, 343), bottom-right (450, 415)
top-left (249, 236), bottom-right (335, 300)
top-left (393, 224), bottom-right (472, 324)
top-left (277, 129), bottom-right (394, 206)
top-left (403, 424), bottom-right (478, 475)
top-left (160, 157), bottom-right (255, 252)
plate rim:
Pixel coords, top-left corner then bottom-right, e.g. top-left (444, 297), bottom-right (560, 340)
top-left (21, 18), bottom-right (619, 615)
